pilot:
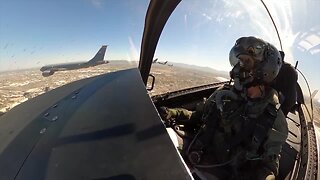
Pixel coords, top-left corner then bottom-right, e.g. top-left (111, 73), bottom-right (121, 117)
top-left (159, 36), bottom-right (288, 180)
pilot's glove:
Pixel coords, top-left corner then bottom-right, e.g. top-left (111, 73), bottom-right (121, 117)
top-left (158, 107), bottom-right (193, 124)
top-left (158, 106), bottom-right (171, 121)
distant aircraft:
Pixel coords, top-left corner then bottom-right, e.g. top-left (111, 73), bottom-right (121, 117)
top-left (152, 58), bottom-right (158, 63)
top-left (40, 45), bottom-right (109, 77)
top-left (157, 60), bottom-right (168, 65)
top-left (152, 58), bottom-right (171, 65)
top-left (157, 60), bottom-right (173, 66)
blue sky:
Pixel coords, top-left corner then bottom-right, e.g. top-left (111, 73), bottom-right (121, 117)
top-left (0, 0), bottom-right (148, 67)
top-left (0, 0), bottom-right (319, 100)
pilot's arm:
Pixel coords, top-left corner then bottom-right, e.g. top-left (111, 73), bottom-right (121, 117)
top-left (261, 109), bottom-right (288, 176)
top-left (158, 84), bottom-right (229, 125)
top-left (158, 107), bottom-right (203, 125)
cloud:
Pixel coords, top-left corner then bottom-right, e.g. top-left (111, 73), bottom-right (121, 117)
top-left (221, 0), bottom-right (296, 63)
top-left (90, 0), bottom-right (103, 8)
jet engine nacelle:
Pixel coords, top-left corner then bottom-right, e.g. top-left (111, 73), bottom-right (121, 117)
top-left (42, 70), bottom-right (54, 77)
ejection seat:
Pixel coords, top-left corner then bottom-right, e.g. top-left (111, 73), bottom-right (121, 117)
top-left (271, 52), bottom-right (298, 116)
top-left (271, 53), bottom-right (302, 179)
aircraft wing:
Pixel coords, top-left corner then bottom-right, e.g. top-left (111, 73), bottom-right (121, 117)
top-left (0, 68), bottom-right (191, 179)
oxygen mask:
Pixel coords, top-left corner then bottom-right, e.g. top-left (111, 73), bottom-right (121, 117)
top-left (229, 37), bottom-right (282, 91)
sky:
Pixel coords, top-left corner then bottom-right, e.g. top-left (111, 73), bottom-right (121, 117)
top-left (0, 0), bottom-right (319, 100)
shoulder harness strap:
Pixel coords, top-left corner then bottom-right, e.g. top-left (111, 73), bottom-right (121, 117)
top-left (250, 103), bottom-right (278, 151)
top-left (224, 103), bottom-right (278, 152)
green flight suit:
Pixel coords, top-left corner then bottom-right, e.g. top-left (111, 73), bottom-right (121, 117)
top-left (161, 85), bottom-right (288, 179)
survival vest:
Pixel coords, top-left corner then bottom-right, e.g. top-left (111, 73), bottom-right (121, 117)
top-left (187, 85), bottom-right (279, 166)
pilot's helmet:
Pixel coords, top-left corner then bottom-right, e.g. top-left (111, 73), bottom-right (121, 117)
top-left (229, 36), bottom-right (282, 89)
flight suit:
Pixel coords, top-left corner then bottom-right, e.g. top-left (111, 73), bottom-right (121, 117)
top-left (160, 85), bottom-right (288, 179)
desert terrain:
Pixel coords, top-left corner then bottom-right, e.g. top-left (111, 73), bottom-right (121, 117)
top-left (0, 60), bottom-right (320, 151)
top-left (0, 61), bottom-right (132, 114)
top-left (0, 61), bottom-right (318, 122)
top-left (0, 61), bottom-right (228, 115)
